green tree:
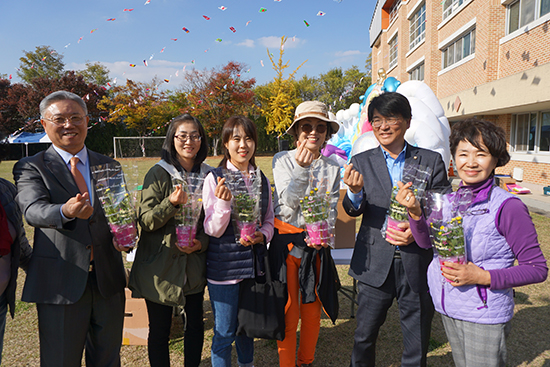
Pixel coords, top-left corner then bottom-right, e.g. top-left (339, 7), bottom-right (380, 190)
top-left (77, 61), bottom-right (110, 87)
top-left (258, 36), bottom-right (306, 136)
top-left (341, 66), bottom-right (371, 110)
top-left (294, 74), bottom-right (322, 102)
top-left (18, 45), bottom-right (65, 84)
top-left (315, 66), bottom-right (370, 112)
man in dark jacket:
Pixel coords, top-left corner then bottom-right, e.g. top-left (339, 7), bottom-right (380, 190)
top-left (13, 91), bottom-right (128, 366)
top-left (343, 92), bottom-right (451, 367)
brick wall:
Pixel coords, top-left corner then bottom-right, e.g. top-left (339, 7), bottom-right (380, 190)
top-left (498, 22), bottom-right (550, 78)
top-left (496, 161), bottom-right (550, 186)
top-left (369, 0), bottom-right (550, 185)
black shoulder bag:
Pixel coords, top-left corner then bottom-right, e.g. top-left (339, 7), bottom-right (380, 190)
top-left (236, 246), bottom-right (287, 341)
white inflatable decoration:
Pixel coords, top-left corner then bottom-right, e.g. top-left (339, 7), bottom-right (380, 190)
top-left (323, 71), bottom-right (451, 172)
top-left (397, 80), bottom-right (451, 169)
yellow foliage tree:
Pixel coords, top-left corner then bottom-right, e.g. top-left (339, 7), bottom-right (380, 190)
top-left (259, 36), bottom-right (307, 135)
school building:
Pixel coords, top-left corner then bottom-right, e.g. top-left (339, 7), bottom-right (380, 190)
top-left (369, 0), bottom-right (550, 185)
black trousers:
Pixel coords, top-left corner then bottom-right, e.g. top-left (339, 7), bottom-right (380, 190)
top-left (145, 290), bottom-right (205, 367)
top-left (350, 258), bottom-right (434, 367)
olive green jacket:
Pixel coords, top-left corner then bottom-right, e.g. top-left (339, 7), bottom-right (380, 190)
top-left (128, 162), bottom-right (211, 306)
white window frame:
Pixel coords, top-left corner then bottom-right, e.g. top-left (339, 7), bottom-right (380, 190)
top-left (388, 33), bottom-right (399, 70)
top-left (389, 0), bottom-right (402, 24)
top-left (441, 29), bottom-right (475, 70)
top-left (443, 0), bottom-right (465, 20)
top-left (438, 19), bottom-right (476, 72)
top-left (506, 0), bottom-right (550, 34)
top-left (409, 2), bottom-right (426, 50)
top-left (510, 111), bottom-right (550, 153)
top-left (408, 62), bottom-right (425, 81)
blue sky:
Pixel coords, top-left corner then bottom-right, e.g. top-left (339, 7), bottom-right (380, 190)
top-left (1, 0), bottom-right (375, 89)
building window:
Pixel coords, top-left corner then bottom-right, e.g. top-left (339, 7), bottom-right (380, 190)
top-left (508, 0), bottom-right (550, 33)
top-left (409, 3), bottom-right (426, 49)
top-left (389, 35), bottom-right (399, 69)
top-left (441, 29), bottom-right (475, 69)
top-left (409, 63), bottom-right (425, 80)
top-left (510, 112), bottom-right (550, 152)
top-left (442, 0), bottom-right (464, 20)
top-left (389, 0), bottom-right (402, 23)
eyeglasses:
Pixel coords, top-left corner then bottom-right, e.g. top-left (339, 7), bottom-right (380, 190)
top-left (300, 123), bottom-right (327, 134)
top-left (42, 115), bottom-right (87, 126)
top-left (175, 133), bottom-right (201, 142)
top-left (371, 117), bottom-right (402, 128)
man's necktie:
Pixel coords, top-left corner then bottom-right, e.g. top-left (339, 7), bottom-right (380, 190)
top-left (70, 157), bottom-right (89, 196)
top-left (70, 157), bottom-right (94, 261)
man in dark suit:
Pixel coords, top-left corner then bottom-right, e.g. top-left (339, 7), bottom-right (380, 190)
top-left (13, 91), bottom-right (129, 366)
top-left (343, 92), bottom-right (451, 367)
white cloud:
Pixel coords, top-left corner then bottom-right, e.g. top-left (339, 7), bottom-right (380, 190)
top-left (237, 39), bottom-right (255, 48)
top-left (257, 36), bottom-right (302, 49)
top-left (334, 50), bottom-right (363, 57)
top-left (69, 60), bottom-right (193, 88)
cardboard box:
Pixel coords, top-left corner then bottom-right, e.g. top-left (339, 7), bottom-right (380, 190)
top-left (122, 288), bottom-right (149, 346)
top-left (334, 189), bottom-right (357, 249)
top-left (496, 176), bottom-right (516, 191)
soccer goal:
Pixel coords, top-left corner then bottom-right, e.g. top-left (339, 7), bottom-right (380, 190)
top-left (113, 136), bottom-right (165, 159)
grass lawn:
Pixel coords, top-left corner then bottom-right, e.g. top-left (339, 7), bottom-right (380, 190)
top-left (1, 156), bottom-right (549, 366)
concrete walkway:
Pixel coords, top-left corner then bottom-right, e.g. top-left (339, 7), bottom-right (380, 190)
top-left (450, 178), bottom-right (550, 217)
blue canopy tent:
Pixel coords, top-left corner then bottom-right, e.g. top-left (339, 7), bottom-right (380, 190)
top-left (8, 132), bottom-right (51, 157)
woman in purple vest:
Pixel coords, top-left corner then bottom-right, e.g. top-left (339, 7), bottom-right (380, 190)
top-left (395, 118), bottom-right (547, 367)
top-left (202, 116), bottom-right (275, 367)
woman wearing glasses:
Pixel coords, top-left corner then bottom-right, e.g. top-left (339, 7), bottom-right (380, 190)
top-left (270, 101), bottom-right (341, 367)
top-left (396, 119), bottom-right (547, 367)
top-left (129, 114), bottom-right (211, 367)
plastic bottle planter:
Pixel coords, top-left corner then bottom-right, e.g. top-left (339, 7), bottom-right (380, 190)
top-left (305, 220), bottom-right (330, 246)
top-left (176, 224), bottom-right (197, 248)
top-left (91, 163), bottom-right (138, 250)
top-left (109, 222), bottom-right (138, 249)
top-left (430, 217), bottom-right (466, 282)
top-left (385, 217), bottom-right (407, 241)
top-left (383, 187), bottom-right (409, 242)
top-left (237, 221), bottom-right (257, 240)
top-left (301, 188), bottom-right (332, 246)
top-left (171, 174), bottom-right (205, 248)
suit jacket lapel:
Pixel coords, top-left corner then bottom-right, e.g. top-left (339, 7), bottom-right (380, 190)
top-left (370, 148), bottom-right (393, 199)
top-left (44, 146), bottom-right (80, 197)
top-left (404, 145), bottom-right (421, 171)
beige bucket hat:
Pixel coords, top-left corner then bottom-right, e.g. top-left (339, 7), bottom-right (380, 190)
top-left (286, 101), bottom-right (340, 139)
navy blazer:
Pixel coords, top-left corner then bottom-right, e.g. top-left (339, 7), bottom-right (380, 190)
top-left (342, 145), bottom-right (451, 293)
top-left (13, 145), bottom-right (127, 304)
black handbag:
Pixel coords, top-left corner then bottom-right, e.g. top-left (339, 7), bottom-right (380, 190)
top-left (237, 246), bottom-right (287, 341)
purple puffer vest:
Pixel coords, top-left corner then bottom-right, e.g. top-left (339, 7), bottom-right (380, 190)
top-left (427, 185), bottom-right (516, 324)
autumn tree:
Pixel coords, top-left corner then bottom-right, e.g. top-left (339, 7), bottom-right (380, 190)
top-left (180, 61), bottom-right (256, 155)
top-left (97, 78), bottom-right (177, 157)
top-left (257, 36), bottom-right (306, 136)
top-left (0, 72), bottom-right (107, 139)
top-left (18, 45), bottom-right (65, 84)
top-left (77, 61), bottom-right (111, 87)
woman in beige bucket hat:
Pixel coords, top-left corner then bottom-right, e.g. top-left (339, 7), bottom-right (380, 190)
top-left (269, 101), bottom-right (341, 367)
